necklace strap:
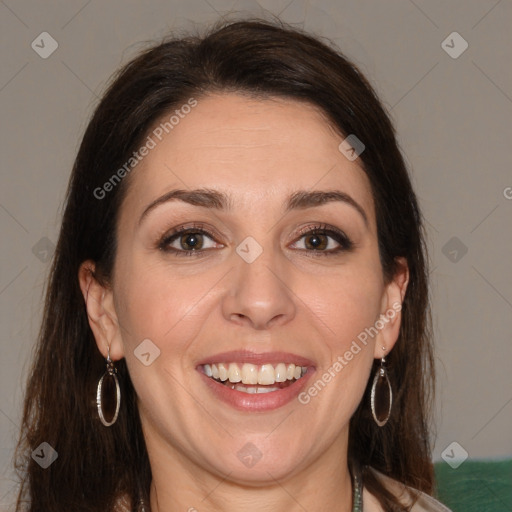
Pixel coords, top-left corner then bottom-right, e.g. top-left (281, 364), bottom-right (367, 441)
top-left (352, 469), bottom-right (363, 511)
top-left (350, 459), bottom-right (364, 512)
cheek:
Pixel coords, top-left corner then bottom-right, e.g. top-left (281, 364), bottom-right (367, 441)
top-left (308, 263), bottom-right (384, 348)
top-left (112, 258), bottom-right (214, 417)
top-left (324, 280), bottom-right (381, 377)
top-left (295, 275), bottom-right (381, 442)
top-left (113, 254), bottom-right (219, 356)
top-left (300, 257), bottom-right (384, 403)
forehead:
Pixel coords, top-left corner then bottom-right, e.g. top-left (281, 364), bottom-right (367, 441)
top-left (120, 93), bottom-right (375, 223)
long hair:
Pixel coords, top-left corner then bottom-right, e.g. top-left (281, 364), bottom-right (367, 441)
top-left (13, 18), bottom-right (435, 511)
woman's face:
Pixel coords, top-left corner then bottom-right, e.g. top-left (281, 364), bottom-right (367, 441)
top-left (82, 93), bottom-right (407, 484)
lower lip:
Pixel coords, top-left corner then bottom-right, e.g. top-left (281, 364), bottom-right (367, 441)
top-left (198, 369), bottom-right (315, 412)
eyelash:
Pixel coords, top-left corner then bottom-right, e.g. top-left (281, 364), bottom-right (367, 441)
top-left (157, 222), bottom-right (353, 257)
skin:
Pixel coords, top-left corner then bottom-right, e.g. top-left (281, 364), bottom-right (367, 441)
top-left (79, 93), bottom-right (409, 512)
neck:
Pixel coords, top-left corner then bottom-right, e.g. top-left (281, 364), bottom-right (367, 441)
top-left (144, 427), bottom-right (355, 512)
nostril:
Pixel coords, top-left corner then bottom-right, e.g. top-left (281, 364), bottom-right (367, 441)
top-left (232, 313), bottom-right (249, 322)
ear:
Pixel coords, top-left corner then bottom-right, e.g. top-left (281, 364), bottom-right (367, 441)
top-left (374, 257), bottom-right (409, 359)
top-left (78, 260), bottom-right (125, 361)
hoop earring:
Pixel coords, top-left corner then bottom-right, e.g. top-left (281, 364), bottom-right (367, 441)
top-left (96, 346), bottom-right (121, 427)
top-left (370, 353), bottom-right (392, 427)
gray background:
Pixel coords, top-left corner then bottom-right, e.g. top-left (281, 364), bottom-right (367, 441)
top-left (1, 0), bottom-right (511, 508)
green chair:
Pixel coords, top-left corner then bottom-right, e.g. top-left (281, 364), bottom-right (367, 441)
top-left (434, 459), bottom-right (512, 511)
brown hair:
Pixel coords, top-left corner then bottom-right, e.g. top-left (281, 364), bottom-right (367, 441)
top-left (13, 18), bottom-right (435, 511)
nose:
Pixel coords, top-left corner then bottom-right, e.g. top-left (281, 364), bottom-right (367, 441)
top-left (221, 244), bottom-right (297, 330)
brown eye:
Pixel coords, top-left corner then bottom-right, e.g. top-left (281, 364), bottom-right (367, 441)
top-left (158, 225), bottom-right (221, 256)
top-left (177, 232), bottom-right (204, 251)
top-left (303, 232), bottom-right (329, 250)
top-left (292, 224), bottom-right (353, 255)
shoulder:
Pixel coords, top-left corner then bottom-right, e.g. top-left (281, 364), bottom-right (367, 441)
top-left (365, 467), bottom-right (453, 512)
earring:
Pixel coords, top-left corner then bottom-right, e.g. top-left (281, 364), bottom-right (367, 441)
top-left (96, 346), bottom-right (121, 427)
top-left (370, 347), bottom-right (392, 427)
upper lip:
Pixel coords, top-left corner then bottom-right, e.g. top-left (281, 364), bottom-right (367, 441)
top-left (196, 350), bottom-right (315, 368)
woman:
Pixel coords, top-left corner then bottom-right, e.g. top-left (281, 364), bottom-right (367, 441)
top-left (13, 18), bottom-right (451, 512)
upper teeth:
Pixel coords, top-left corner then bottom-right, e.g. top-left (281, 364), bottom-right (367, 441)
top-left (203, 363), bottom-right (307, 385)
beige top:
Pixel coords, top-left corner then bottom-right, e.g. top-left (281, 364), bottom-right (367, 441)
top-left (367, 467), bottom-right (453, 512)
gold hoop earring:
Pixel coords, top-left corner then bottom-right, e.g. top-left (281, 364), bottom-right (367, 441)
top-left (370, 352), bottom-right (392, 427)
top-left (96, 346), bottom-right (121, 427)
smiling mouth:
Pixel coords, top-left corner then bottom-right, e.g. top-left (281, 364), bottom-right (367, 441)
top-left (200, 362), bottom-right (308, 394)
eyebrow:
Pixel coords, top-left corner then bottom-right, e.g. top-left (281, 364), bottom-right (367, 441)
top-left (138, 187), bottom-right (368, 227)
